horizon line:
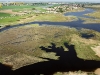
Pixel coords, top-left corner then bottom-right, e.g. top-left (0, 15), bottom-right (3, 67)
top-left (0, 0), bottom-right (100, 3)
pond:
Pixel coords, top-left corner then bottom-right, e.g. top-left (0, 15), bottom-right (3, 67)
top-left (0, 8), bottom-right (100, 32)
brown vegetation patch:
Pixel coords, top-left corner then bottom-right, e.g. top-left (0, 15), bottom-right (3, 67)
top-left (0, 26), bottom-right (100, 71)
top-left (2, 52), bottom-right (48, 70)
top-left (0, 9), bottom-right (26, 15)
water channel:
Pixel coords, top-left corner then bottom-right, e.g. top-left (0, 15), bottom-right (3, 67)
top-left (0, 8), bottom-right (100, 32)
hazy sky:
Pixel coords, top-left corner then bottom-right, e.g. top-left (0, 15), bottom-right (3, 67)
top-left (0, 0), bottom-right (100, 2)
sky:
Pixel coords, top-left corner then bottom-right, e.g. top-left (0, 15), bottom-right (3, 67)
top-left (0, 0), bottom-right (100, 2)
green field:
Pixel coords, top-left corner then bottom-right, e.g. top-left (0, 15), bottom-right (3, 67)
top-left (0, 5), bottom-right (42, 10)
top-left (34, 13), bottom-right (78, 22)
top-left (0, 12), bottom-right (78, 26)
top-left (0, 5), bottom-right (47, 25)
top-left (0, 12), bottom-right (11, 17)
top-left (0, 5), bottom-right (46, 13)
top-left (0, 16), bottom-right (21, 24)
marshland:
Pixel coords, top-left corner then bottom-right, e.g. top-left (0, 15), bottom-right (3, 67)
top-left (0, 2), bottom-right (100, 75)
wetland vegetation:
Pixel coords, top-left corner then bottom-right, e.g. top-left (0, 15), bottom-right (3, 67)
top-left (0, 2), bottom-right (100, 75)
top-left (81, 4), bottom-right (100, 24)
top-left (0, 25), bottom-right (100, 75)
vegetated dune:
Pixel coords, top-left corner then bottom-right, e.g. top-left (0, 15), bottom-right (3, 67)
top-left (0, 25), bottom-right (100, 75)
top-left (91, 44), bottom-right (100, 57)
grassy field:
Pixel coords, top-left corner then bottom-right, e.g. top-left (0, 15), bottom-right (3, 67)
top-left (0, 16), bottom-right (21, 24)
top-left (0, 14), bottom-right (34, 25)
top-left (0, 5), bottom-right (47, 13)
top-left (0, 5), bottom-right (46, 25)
top-left (80, 17), bottom-right (100, 24)
top-left (0, 12), bottom-right (11, 17)
top-left (85, 11), bottom-right (100, 19)
top-left (81, 11), bottom-right (100, 24)
top-left (34, 13), bottom-right (78, 22)
top-left (12, 6), bottom-right (46, 12)
top-left (0, 12), bottom-right (78, 26)
top-left (0, 5), bottom-right (43, 10)
top-left (0, 5), bottom-right (34, 25)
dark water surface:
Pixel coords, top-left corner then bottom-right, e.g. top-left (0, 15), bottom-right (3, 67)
top-left (0, 8), bottom-right (100, 32)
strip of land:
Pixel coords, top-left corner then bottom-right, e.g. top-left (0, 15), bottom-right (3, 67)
top-left (81, 5), bottom-right (100, 24)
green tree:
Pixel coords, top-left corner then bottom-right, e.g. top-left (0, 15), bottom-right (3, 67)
top-left (32, 8), bottom-right (36, 10)
top-left (58, 8), bottom-right (63, 13)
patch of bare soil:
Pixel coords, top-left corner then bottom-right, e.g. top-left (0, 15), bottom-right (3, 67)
top-left (91, 44), bottom-right (100, 57)
top-left (94, 68), bottom-right (100, 75)
top-left (0, 9), bottom-right (26, 15)
top-left (91, 45), bottom-right (100, 75)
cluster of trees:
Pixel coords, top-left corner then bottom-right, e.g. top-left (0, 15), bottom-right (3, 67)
top-left (31, 3), bottom-right (48, 5)
top-left (58, 8), bottom-right (64, 13)
top-left (1, 2), bottom-right (48, 6)
top-left (8, 2), bottom-right (24, 5)
top-left (1, 2), bottom-right (25, 6)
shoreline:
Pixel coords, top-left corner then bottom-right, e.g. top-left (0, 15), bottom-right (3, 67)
top-left (0, 8), bottom-right (85, 27)
top-left (0, 13), bottom-right (78, 29)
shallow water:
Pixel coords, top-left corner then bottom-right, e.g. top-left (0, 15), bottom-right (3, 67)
top-left (64, 8), bottom-right (95, 18)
